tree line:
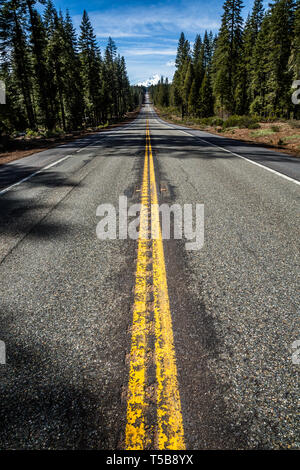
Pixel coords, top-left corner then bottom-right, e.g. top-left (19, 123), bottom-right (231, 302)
top-left (0, 0), bottom-right (142, 135)
top-left (151, 0), bottom-right (300, 120)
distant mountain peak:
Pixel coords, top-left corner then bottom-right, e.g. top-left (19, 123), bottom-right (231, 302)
top-left (137, 74), bottom-right (160, 87)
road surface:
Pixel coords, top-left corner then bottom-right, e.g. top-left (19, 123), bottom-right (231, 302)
top-left (0, 99), bottom-right (299, 449)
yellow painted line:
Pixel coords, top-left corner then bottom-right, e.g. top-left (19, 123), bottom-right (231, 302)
top-left (125, 119), bottom-right (185, 450)
top-left (125, 134), bottom-right (150, 450)
top-left (147, 121), bottom-right (185, 450)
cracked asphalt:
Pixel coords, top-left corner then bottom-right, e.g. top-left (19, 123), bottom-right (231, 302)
top-left (0, 103), bottom-right (299, 449)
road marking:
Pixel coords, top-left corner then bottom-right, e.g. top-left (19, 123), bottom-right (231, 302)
top-left (125, 133), bottom-right (150, 450)
top-left (0, 154), bottom-right (72, 196)
top-left (76, 143), bottom-right (101, 152)
top-left (155, 115), bottom-right (300, 186)
top-left (0, 147), bottom-right (99, 196)
top-left (147, 124), bottom-right (185, 450)
top-left (125, 119), bottom-right (185, 450)
top-left (0, 114), bottom-right (141, 196)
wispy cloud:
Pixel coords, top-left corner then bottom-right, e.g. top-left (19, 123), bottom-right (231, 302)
top-left (96, 32), bottom-right (150, 39)
top-left (123, 48), bottom-right (177, 56)
top-left (73, 2), bottom-right (220, 39)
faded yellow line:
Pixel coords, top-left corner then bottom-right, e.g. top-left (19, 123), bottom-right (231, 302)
top-left (126, 119), bottom-right (185, 450)
top-left (147, 122), bottom-right (186, 450)
top-left (125, 133), bottom-right (150, 450)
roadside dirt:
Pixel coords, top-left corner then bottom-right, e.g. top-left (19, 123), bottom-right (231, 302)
top-left (0, 108), bottom-right (140, 166)
top-left (155, 108), bottom-right (300, 158)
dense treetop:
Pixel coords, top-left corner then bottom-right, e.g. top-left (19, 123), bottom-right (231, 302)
top-left (151, 0), bottom-right (300, 120)
top-left (0, 1), bottom-right (142, 133)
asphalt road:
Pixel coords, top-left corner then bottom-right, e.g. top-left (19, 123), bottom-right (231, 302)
top-left (0, 101), bottom-right (299, 449)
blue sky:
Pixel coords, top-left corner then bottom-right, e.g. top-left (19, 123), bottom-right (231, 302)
top-left (43, 0), bottom-right (267, 84)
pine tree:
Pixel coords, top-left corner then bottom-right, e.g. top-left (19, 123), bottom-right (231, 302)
top-left (243, 18), bottom-right (254, 112)
top-left (198, 70), bottom-right (214, 117)
top-left (175, 32), bottom-right (190, 68)
top-left (173, 33), bottom-right (191, 117)
top-left (105, 37), bottom-right (118, 118)
top-left (116, 55), bottom-right (130, 117)
top-left (242, 1), bottom-right (265, 112)
top-left (0, 0), bottom-right (35, 128)
top-left (61, 10), bottom-right (84, 129)
top-left (289, 1), bottom-right (300, 101)
top-left (193, 34), bottom-right (202, 63)
top-left (203, 30), bottom-right (214, 68)
top-left (250, 11), bottom-right (272, 116)
top-left (192, 33), bottom-right (205, 109)
top-left (183, 61), bottom-right (194, 114)
top-left (79, 10), bottom-right (102, 126)
top-left (264, 0), bottom-right (296, 116)
top-left (44, 2), bottom-right (66, 130)
top-left (26, 0), bottom-right (57, 129)
top-left (212, 0), bottom-right (244, 115)
top-left (188, 79), bottom-right (198, 115)
top-left (1, 3), bottom-right (134, 134)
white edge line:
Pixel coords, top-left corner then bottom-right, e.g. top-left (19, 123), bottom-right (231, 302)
top-left (154, 112), bottom-right (300, 186)
top-left (0, 130), bottom-right (107, 195)
top-left (192, 134), bottom-right (300, 186)
top-left (0, 154), bottom-right (72, 196)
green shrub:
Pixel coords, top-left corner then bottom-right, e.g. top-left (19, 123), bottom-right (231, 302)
top-left (211, 117), bottom-right (224, 126)
top-left (222, 115), bottom-right (259, 129)
top-left (250, 129), bottom-right (275, 137)
top-left (42, 127), bottom-right (64, 138)
top-left (247, 122), bottom-right (261, 129)
top-left (283, 134), bottom-right (300, 141)
top-left (0, 119), bottom-right (12, 136)
top-left (42, 130), bottom-right (51, 138)
top-left (222, 115), bottom-right (239, 128)
top-left (270, 125), bottom-right (280, 132)
top-left (196, 116), bottom-right (222, 126)
top-left (260, 115), bottom-right (278, 123)
top-left (240, 116), bottom-right (259, 128)
top-left (25, 128), bottom-right (39, 138)
top-left (97, 121), bottom-right (109, 129)
top-left (196, 117), bottom-right (211, 126)
top-left (288, 120), bottom-right (300, 129)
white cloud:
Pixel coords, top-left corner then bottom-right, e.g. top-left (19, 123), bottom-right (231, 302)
top-left (96, 32), bottom-right (150, 39)
top-left (166, 60), bottom-right (175, 67)
top-left (123, 48), bottom-right (177, 57)
top-left (72, 3), bottom-right (220, 39)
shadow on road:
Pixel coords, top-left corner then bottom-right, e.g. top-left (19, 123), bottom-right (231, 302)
top-left (0, 304), bottom-right (121, 449)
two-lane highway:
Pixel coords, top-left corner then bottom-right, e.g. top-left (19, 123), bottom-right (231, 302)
top-left (0, 101), bottom-right (299, 449)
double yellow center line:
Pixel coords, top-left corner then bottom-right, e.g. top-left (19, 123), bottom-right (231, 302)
top-left (125, 120), bottom-right (185, 450)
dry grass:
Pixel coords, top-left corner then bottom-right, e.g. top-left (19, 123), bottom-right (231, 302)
top-left (222, 122), bottom-right (300, 157)
top-left (155, 108), bottom-right (300, 158)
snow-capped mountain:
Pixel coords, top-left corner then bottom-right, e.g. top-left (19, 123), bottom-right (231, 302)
top-left (137, 74), bottom-right (160, 87)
